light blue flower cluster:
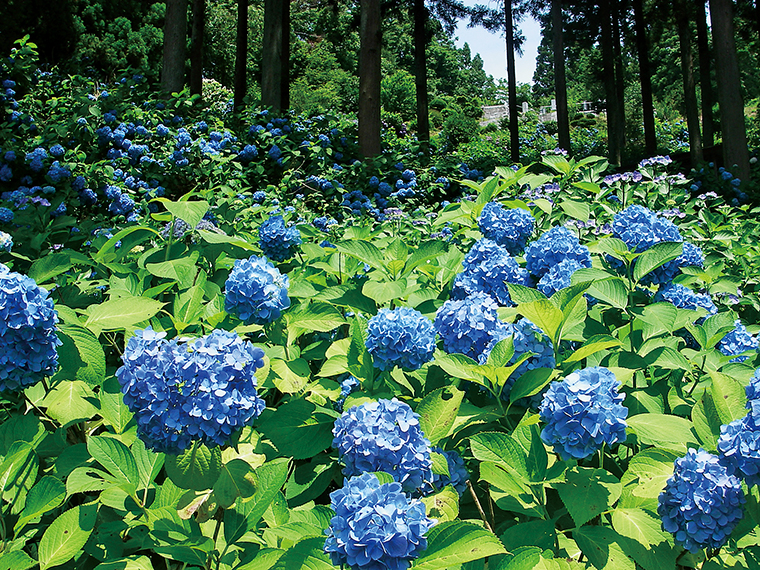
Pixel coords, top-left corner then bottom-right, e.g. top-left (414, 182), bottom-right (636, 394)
top-left (116, 327), bottom-right (266, 454)
top-left (658, 448), bottom-right (744, 552)
top-left (645, 241), bottom-right (704, 285)
top-left (332, 399), bottom-right (433, 493)
top-left (258, 215), bottom-right (302, 262)
top-left (335, 376), bottom-right (360, 412)
top-left (539, 367), bottom-right (627, 460)
top-left (612, 205), bottom-right (682, 254)
top-left (525, 226), bottom-right (592, 280)
top-left (324, 472), bottom-right (435, 570)
top-left (434, 292), bottom-right (504, 361)
top-left (537, 258), bottom-right (584, 297)
top-left (0, 264), bottom-right (60, 392)
top-left (747, 369), bottom-right (760, 419)
top-left (717, 413), bottom-right (760, 488)
top-left (430, 448), bottom-right (469, 496)
top-left (452, 239), bottom-right (531, 307)
top-left (365, 307), bottom-right (436, 371)
top-left (655, 283), bottom-right (717, 317)
top-left (718, 320), bottom-right (759, 362)
top-left (477, 202), bottom-right (535, 254)
top-left (224, 255), bottom-right (290, 325)
top-left (0, 230), bottom-right (11, 252)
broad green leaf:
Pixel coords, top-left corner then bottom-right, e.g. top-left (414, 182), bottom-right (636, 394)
top-left (627, 414), bottom-right (697, 447)
top-left (514, 299), bottom-right (563, 346)
top-left (257, 400), bottom-right (336, 460)
top-left (575, 526), bottom-right (635, 570)
top-left (84, 297), bottom-right (164, 333)
top-left (470, 432), bottom-right (527, 477)
top-left (621, 448), bottom-right (680, 505)
top-left (420, 485), bottom-right (459, 522)
top-left (597, 238), bottom-right (631, 260)
top-left (347, 316), bottom-right (374, 384)
top-left (165, 441), bottom-right (222, 491)
top-left (0, 441), bottom-right (38, 514)
top-left (555, 467), bottom-right (621, 527)
top-left (93, 556), bottom-right (155, 570)
top-left (285, 301), bottom-right (346, 343)
top-left (159, 198), bottom-right (210, 229)
top-left (87, 436), bottom-right (139, 486)
top-left (0, 550), bottom-right (37, 570)
top-left (131, 438), bottom-right (165, 490)
top-left (271, 536), bottom-right (334, 570)
top-left (508, 283), bottom-right (548, 305)
top-left (564, 335), bottom-right (622, 364)
top-left (510, 368), bottom-right (555, 403)
top-left (94, 226), bottom-right (160, 263)
top-left (197, 229), bottom-right (256, 249)
top-left (413, 521), bottom-right (506, 570)
top-left (145, 256), bottom-right (198, 289)
top-left (417, 387), bottom-right (464, 445)
top-left (362, 278), bottom-right (407, 305)
top-left (99, 377), bottom-right (133, 434)
top-left (585, 278), bottom-right (629, 309)
top-left (500, 519), bottom-right (556, 553)
top-left (434, 352), bottom-right (488, 387)
top-left (214, 458), bottom-right (258, 509)
top-left (38, 503), bottom-right (98, 570)
top-left (487, 337), bottom-right (516, 368)
top-left (285, 455), bottom-right (338, 507)
top-left (403, 240), bottom-right (447, 275)
top-left (611, 508), bottom-right (678, 570)
top-left (692, 391), bottom-right (722, 449)
top-left (708, 370), bottom-right (747, 424)
top-left (632, 242), bottom-right (683, 283)
top-left (43, 380), bottom-right (99, 429)
top-left (59, 324), bottom-right (106, 386)
top-left (480, 462), bottom-right (541, 518)
top-left (559, 199), bottom-right (590, 221)
top-left (28, 252), bottom-right (74, 284)
top-left (335, 240), bottom-right (385, 271)
top-left (234, 548), bottom-right (285, 570)
top-left (0, 414), bottom-right (45, 455)
top-left (270, 358), bottom-right (311, 394)
top-left (431, 451), bottom-right (450, 477)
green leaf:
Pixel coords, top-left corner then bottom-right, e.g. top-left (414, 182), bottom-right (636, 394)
top-left (559, 199), bottom-right (590, 221)
top-left (285, 301), bottom-right (346, 343)
top-left (0, 414), bottom-right (45, 455)
top-left (165, 441), bottom-right (222, 491)
top-left (159, 198), bottom-right (209, 229)
top-left (627, 413), bottom-right (697, 446)
top-left (13, 476), bottom-right (66, 536)
top-left (145, 256), bottom-right (198, 289)
top-left (214, 458), bottom-right (258, 509)
top-left (420, 485), bottom-right (459, 522)
top-left (335, 240), bottom-right (385, 271)
top-left (564, 335), bottom-right (622, 364)
top-left (621, 448), bottom-right (681, 504)
top-left (513, 299), bottom-right (563, 346)
top-left (0, 550), bottom-right (37, 570)
top-left (93, 556), bottom-right (155, 570)
top-left (501, 520), bottom-right (557, 553)
top-left (94, 226), bottom-right (160, 263)
top-left (555, 467), bottom-right (621, 527)
top-left (510, 368), bottom-right (555, 403)
top-left (87, 436), bottom-right (139, 486)
top-left (347, 316), bottom-right (374, 384)
top-left (28, 252), bottom-right (74, 284)
top-left (271, 536), bottom-right (334, 570)
top-left (234, 549), bottom-right (285, 570)
top-left (84, 297), bottom-right (164, 333)
top-left (487, 337), bottom-right (516, 368)
top-left (574, 526), bottom-right (636, 570)
top-left (417, 387), bottom-right (465, 446)
top-left (38, 503), bottom-right (98, 570)
top-left (0, 441), bottom-right (37, 513)
top-left (708, 370), bottom-right (748, 424)
top-left (362, 279), bottom-right (407, 305)
top-left (413, 521), bottom-right (506, 570)
top-left (43, 380), bottom-right (99, 429)
top-left (585, 278), bottom-right (629, 309)
top-left (632, 242), bottom-right (683, 283)
top-left (611, 508), bottom-right (678, 570)
top-left (132, 438), bottom-right (165, 489)
top-left (469, 432), bottom-right (527, 477)
top-left (507, 284), bottom-right (548, 305)
top-left (257, 400), bottom-right (335, 460)
top-left (403, 240), bottom-right (447, 275)
top-left (196, 229), bottom-right (256, 250)
top-left (59, 324), bottom-right (106, 386)
top-left (99, 377), bottom-right (133, 434)
top-left (285, 455), bottom-right (338, 507)
top-left (692, 391), bottom-right (722, 449)
top-left (270, 359), bottom-right (311, 394)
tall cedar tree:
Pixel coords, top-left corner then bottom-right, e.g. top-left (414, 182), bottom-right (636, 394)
top-left (551, 0), bottom-right (570, 153)
top-left (161, 0), bottom-right (188, 94)
top-left (262, 0), bottom-right (290, 110)
top-left (632, 0), bottom-right (656, 155)
top-left (674, 0), bottom-right (703, 163)
top-left (359, 0), bottom-right (383, 157)
top-left (234, 0), bottom-right (248, 109)
top-left (709, 0), bottom-right (750, 182)
top-left (599, 0), bottom-right (622, 165)
top-left (695, 1), bottom-right (715, 147)
top-left (190, 0), bottom-right (205, 96)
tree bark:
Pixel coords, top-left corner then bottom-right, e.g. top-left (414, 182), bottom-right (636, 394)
top-left (262, 0), bottom-right (290, 110)
top-left (632, 0), bottom-right (656, 155)
top-left (600, 0), bottom-right (621, 165)
top-left (161, 0), bottom-right (188, 94)
top-left (413, 0), bottom-right (430, 154)
top-left (611, 0), bottom-right (626, 157)
top-left (233, 0), bottom-right (247, 110)
top-left (359, 0), bottom-right (382, 157)
top-left (190, 0), bottom-right (205, 96)
top-left (675, 0), bottom-right (703, 163)
top-left (709, 0), bottom-right (750, 182)
top-left (505, 0), bottom-right (519, 163)
top-left (695, 1), bottom-right (715, 147)
top-left (552, 0), bottom-right (571, 154)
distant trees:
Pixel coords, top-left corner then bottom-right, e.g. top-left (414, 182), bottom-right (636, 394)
top-left (359, 0), bottom-right (383, 157)
top-left (161, 0), bottom-right (187, 94)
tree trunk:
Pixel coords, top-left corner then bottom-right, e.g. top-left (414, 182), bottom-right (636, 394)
top-left (695, 1), bottom-right (715, 147)
top-left (359, 0), bottom-right (382, 157)
top-left (505, 0), bottom-right (519, 163)
top-left (190, 0), bottom-right (205, 96)
top-left (600, 0), bottom-right (621, 165)
top-left (552, 0), bottom-right (571, 154)
top-left (709, 0), bottom-right (750, 182)
top-left (413, 0), bottom-right (430, 155)
top-left (675, 0), bottom-right (703, 163)
top-left (611, 0), bottom-right (626, 157)
top-left (233, 0), bottom-right (247, 110)
top-left (632, 0), bottom-right (656, 155)
top-left (262, 0), bottom-right (290, 110)
top-left (161, 0), bottom-right (188, 94)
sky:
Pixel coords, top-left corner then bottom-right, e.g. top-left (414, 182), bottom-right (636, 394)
top-left (453, 9), bottom-right (543, 85)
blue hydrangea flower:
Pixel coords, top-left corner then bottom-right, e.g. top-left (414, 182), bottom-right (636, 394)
top-left (539, 367), bottom-right (627, 460)
top-left (0, 264), bottom-right (61, 392)
top-left (718, 413), bottom-right (760, 487)
top-left (237, 144), bottom-right (258, 162)
top-left (525, 226), bottom-right (592, 280)
top-left (718, 320), bottom-right (759, 363)
top-left (49, 144), bottom-right (65, 158)
top-left (332, 398), bottom-right (433, 493)
top-left (116, 327), bottom-right (266, 454)
top-left (251, 190), bottom-right (266, 204)
top-left (644, 242), bottom-right (704, 286)
top-left (335, 376), bottom-right (360, 412)
top-left (224, 255), bottom-right (290, 325)
top-left (612, 205), bottom-right (682, 254)
top-left (747, 369), bottom-right (760, 420)
top-left (478, 202), bottom-right (535, 255)
top-left (452, 239), bottom-right (531, 307)
top-left (268, 145), bottom-right (282, 160)
top-left (658, 448), bottom-right (745, 552)
top-left (0, 208), bottom-right (13, 223)
top-left (537, 258), bottom-right (584, 297)
top-left (434, 292), bottom-right (504, 361)
top-left (365, 307), bottom-right (436, 371)
top-left (430, 448), bottom-right (468, 496)
top-left (258, 215), bottom-right (302, 262)
top-left (0, 231), bottom-right (11, 253)
top-left (324, 472), bottom-right (435, 570)
top-left (655, 283), bottom-right (717, 317)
